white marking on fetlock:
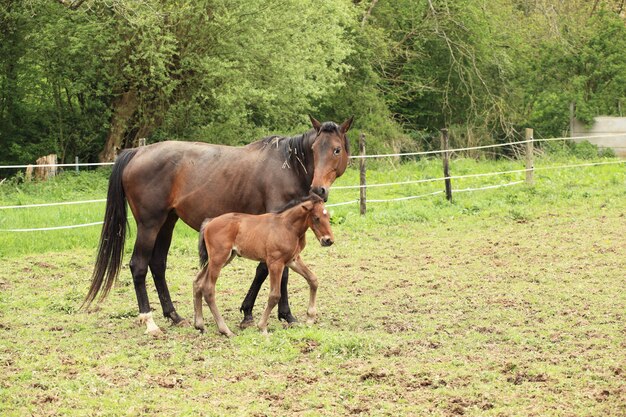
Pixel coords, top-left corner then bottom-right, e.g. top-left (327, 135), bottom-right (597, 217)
top-left (138, 312), bottom-right (162, 335)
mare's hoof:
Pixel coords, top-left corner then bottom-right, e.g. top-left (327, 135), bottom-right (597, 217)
top-left (173, 319), bottom-right (190, 327)
top-left (278, 312), bottom-right (298, 326)
top-left (223, 331), bottom-right (236, 338)
top-left (166, 311), bottom-right (186, 325)
top-left (239, 316), bottom-right (255, 330)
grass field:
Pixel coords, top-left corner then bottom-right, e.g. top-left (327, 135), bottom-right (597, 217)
top-left (0, 155), bottom-right (625, 416)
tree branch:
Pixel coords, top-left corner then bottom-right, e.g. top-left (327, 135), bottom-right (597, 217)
top-left (56, 0), bottom-right (86, 10)
top-left (361, 0), bottom-right (378, 27)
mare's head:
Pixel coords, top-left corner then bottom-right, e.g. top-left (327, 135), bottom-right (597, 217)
top-left (300, 194), bottom-right (334, 247)
top-left (309, 115), bottom-right (353, 202)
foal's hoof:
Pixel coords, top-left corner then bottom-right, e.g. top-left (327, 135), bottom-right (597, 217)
top-left (239, 315), bottom-right (255, 330)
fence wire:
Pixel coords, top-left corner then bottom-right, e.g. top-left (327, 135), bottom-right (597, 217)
top-left (1, 140), bottom-right (624, 231)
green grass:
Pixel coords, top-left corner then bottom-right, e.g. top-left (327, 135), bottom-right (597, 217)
top-left (0, 156), bottom-right (625, 416)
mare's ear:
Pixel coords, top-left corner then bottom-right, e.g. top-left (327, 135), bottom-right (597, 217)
top-left (309, 115), bottom-right (322, 133)
top-left (339, 116), bottom-right (354, 134)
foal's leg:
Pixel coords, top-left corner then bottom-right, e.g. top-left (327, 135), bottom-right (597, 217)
top-left (131, 224), bottom-right (162, 336)
top-left (202, 255), bottom-right (235, 337)
top-left (150, 212), bottom-right (186, 325)
top-left (257, 262), bottom-right (285, 335)
top-left (193, 264), bottom-right (208, 332)
top-left (288, 256), bottom-right (319, 325)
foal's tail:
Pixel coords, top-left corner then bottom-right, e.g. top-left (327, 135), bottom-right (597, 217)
top-left (82, 149), bottom-right (139, 309)
top-left (198, 218), bottom-right (213, 268)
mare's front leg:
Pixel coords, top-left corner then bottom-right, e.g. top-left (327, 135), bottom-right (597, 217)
top-left (239, 262), bottom-right (268, 328)
top-left (257, 262), bottom-right (285, 335)
top-left (277, 269), bottom-right (298, 325)
top-left (287, 256), bottom-right (319, 325)
top-left (240, 263), bottom-right (298, 328)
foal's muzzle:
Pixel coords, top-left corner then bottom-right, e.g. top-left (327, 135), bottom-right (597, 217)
top-left (311, 186), bottom-right (329, 202)
top-left (320, 237), bottom-right (334, 247)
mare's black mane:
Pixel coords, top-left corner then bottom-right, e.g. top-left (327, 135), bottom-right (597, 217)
top-left (247, 121), bottom-right (346, 174)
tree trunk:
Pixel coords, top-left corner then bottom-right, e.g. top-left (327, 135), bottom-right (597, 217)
top-left (99, 90), bottom-right (139, 162)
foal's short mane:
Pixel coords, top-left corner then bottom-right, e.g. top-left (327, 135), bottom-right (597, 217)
top-left (273, 194), bottom-right (324, 214)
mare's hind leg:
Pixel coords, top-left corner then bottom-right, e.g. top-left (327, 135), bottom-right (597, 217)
top-left (149, 212), bottom-right (186, 325)
top-left (131, 224), bottom-right (162, 336)
top-left (288, 256), bottom-right (319, 325)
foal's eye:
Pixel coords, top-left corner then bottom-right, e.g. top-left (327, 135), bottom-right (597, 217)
top-left (333, 147), bottom-right (341, 156)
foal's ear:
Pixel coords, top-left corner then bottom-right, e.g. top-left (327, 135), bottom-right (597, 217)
top-left (309, 115), bottom-right (322, 133)
top-left (339, 116), bottom-right (354, 134)
top-left (301, 200), bottom-right (315, 212)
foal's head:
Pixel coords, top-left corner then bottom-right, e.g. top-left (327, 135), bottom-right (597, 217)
top-left (300, 194), bottom-right (334, 247)
top-left (309, 115), bottom-right (353, 202)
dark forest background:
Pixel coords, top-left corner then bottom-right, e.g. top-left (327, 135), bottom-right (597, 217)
top-left (1, 0), bottom-right (625, 164)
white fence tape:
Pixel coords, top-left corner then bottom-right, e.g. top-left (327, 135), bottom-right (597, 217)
top-left (348, 133), bottom-right (626, 159)
top-left (0, 199), bottom-right (106, 210)
top-left (0, 158), bottom-right (623, 232)
top-left (0, 162), bottom-right (114, 169)
top-left (0, 221), bottom-right (104, 232)
top-left (334, 160), bottom-right (625, 190)
top-left (0, 133), bottom-right (624, 169)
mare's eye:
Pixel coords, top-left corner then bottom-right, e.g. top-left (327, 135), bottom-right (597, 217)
top-left (333, 147), bottom-right (341, 156)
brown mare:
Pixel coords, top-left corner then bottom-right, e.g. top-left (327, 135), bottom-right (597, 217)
top-left (84, 116), bottom-right (352, 335)
top-left (194, 194), bottom-right (333, 336)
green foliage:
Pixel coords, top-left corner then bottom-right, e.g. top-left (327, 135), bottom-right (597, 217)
top-left (1, 0), bottom-right (625, 164)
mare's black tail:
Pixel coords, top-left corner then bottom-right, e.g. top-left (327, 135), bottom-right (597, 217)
top-left (82, 149), bottom-right (138, 309)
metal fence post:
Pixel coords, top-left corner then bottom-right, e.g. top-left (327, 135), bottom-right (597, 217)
top-left (359, 133), bottom-right (367, 215)
top-left (525, 128), bottom-right (534, 185)
top-left (441, 128), bottom-right (452, 201)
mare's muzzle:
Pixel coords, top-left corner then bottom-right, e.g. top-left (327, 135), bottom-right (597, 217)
top-left (311, 186), bottom-right (329, 202)
top-left (320, 237), bottom-right (334, 247)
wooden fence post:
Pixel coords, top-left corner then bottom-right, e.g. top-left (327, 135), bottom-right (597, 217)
top-left (359, 133), bottom-right (367, 215)
top-left (34, 154), bottom-right (57, 181)
top-left (441, 128), bottom-right (452, 201)
top-left (138, 138), bottom-right (146, 147)
top-left (525, 128), bottom-right (534, 185)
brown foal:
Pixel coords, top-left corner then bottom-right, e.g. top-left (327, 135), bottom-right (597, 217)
top-left (194, 194), bottom-right (334, 336)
